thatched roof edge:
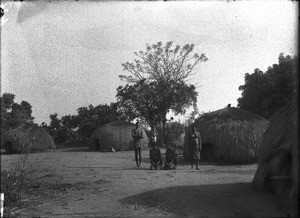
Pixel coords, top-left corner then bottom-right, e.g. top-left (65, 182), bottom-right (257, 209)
top-left (184, 107), bottom-right (270, 164)
top-left (2, 124), bottom-right (56, 153)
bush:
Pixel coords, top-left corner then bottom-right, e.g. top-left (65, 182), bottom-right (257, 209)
top-left (1, 154), bottom-right (53, 216)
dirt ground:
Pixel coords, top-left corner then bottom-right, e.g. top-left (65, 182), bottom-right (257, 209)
top-left (1, 146), bottom-right (290, 217)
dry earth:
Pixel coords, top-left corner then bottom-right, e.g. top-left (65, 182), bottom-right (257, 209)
top-left (1, 146), bottom-right (290, 217)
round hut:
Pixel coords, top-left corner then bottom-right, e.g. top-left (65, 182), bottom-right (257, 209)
top-left (252, 104), bottom-right (299, 217)
top-left (183, 107), bottom-right (270, 164)
top-left (1, 124), bottom-right (56, 153)
top-left (90, 121), bottom-right (148, 151)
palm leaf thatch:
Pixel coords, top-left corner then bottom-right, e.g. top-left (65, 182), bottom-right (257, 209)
top-left (90, 121), bottom-right (148, 151)
top-left (252, 103), bottom-right (299, 213)
top-left (1, 124), bottom-right (56, 153)
top-left (183, 107), bottom-right (269, 164)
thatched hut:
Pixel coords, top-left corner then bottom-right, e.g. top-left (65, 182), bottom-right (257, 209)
top-left (183, 107), bottom-right (269, 164)
top-left (89, 121), bottom-right (148, 151)
top-left (252, 104), bottom-right (299, 216)
top-left (1, 124), bottom-right (56, 153)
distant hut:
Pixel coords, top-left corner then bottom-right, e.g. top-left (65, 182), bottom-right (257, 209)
top-left (183, 107), bottom-right (269, 164)
top-left (90, 121), bottom-right (148, 151)
top-left (252, 104), bottom-right (299, 217)
top-left (1, 124), bottom-right (56, 153)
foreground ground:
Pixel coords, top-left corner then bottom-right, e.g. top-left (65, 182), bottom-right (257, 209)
top-left (1, 146), bottom-right (290, 217)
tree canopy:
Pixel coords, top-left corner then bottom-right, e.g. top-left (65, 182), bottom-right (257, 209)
top-left (1, 93), bottom-right (34, 133)
top-left (117, 41), bottom-right (208, 126)
top-left (237, 53), bottom-right (298, 119)
top-left (46, 102), bottom-right (129, 143)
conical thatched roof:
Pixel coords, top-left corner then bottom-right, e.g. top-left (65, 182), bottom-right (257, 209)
top-left (252, 104), bottom-right (298, 205)
top-left (1, 124), bottom-right (56, 153)
top-left (183, 107), bottom-right (269, 164)
top-left (90, 121), bottom-right (149, 151)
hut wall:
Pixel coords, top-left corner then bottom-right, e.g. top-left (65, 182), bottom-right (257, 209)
top-left (184, 108), bottom-right (269, 164)
top-left (184, 121), bottom-right (268, 163)
top-left (252, 104), bottom-right (299, 216)
top-left (290, 138), bottom-right (299, 217)
top-left (2, 124), bottom-right (56, 153)
top-left (90, 122), bottom-right (148, 151)
top-left (183, 125), bottom-right (193, 160)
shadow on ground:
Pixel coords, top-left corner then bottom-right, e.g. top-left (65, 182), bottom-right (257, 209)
top-left (119, 183), bottom-right (289, 217)
top-left (141, 155), bottom-right (222, 167)
top-left (61, 147), bottom-right (94, 152)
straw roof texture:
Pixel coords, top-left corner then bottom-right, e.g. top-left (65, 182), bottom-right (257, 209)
top-left (252, 104), bottom-right (298, 203)
top-left (90, 121), bottom-right (148, 151)
top-left (183, 107), bottom-right (269, 164)
top-left (1, 124), bottom-right (56, 153)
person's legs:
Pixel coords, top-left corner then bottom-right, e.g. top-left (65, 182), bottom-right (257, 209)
top-left (174, 154), bottom-right (178, 168)
top-left (135, 148), bottom-right (139, 167)
top-left (159, 158), bottom-right (162, 170)
top-left (191, 157), bottom-right (194, 169)
top-left (196, 150), bottom-right (200, 170)
top-left (138, 148), bottom-right (142, 166)
top-left (196, 160), bottom-right (199, 170)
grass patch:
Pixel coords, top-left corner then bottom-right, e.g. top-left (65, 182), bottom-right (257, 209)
top-left (1, 154), bottom-right (54, 217)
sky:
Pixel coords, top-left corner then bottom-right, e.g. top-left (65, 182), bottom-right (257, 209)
top-left (1, 1), bottom-right (298, 124)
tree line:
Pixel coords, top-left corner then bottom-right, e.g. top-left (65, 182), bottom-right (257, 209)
top-left (1, 41), bottom-right (297, 143)
top-left (44, 103), bottom-right (130, 143)
top-left (238, 53), bottom-right (298, 119)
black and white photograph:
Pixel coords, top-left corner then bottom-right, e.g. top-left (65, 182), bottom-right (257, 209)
top-left (1, 0), bottom-right (298, 217)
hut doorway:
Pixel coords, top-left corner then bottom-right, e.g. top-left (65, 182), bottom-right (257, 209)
top-left (94, 138), bottom-right (101, 151)
top-left (4, 142), bottom-right (13, 153)
top-left (201, 143), bottom-right (216, 161)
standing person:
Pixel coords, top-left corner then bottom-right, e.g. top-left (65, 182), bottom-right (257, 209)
top-left (150, 124), bottom-right (158, 146)
top-left (189, 125), bottom-right (202, 170)
top-left (132, 121), bottom-right (143, 167)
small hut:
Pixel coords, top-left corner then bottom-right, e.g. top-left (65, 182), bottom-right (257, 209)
top-left (183, 107), bottom-right (269, 164)
top-left (1, 124), bottom-right (56, 153)
top-left (90, 121), bottom-right (148, 151)
top-left (252, 104), bottom-right (299, 216)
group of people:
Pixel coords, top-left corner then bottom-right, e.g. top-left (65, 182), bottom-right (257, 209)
top-left (132, 121), bottom-right (202, 170)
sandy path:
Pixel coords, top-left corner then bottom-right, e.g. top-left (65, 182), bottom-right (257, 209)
top-left (1, 147), bottom-right (289, 217)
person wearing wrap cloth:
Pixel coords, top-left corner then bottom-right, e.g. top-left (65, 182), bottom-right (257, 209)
top-left (149, 143), bottom-right (162, 170)
top-left (148, 124), bottom-right (158, 147)
top-left (163, 144), bottom-right (177, 170)
top-left (189, 125), bottom-right (202, 170)
top-left (132, 121), bottom-right (143, 167)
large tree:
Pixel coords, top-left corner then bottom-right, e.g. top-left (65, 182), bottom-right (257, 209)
top-left (48, 113), bottom-right (67, 143)
top-left (238, 53), bottom-right (298, 119)
top-left (117, 41), bottom-right (208, 127)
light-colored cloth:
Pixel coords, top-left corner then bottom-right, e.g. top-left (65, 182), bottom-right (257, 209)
top-left (150, 128), bottom-right (158, 143)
